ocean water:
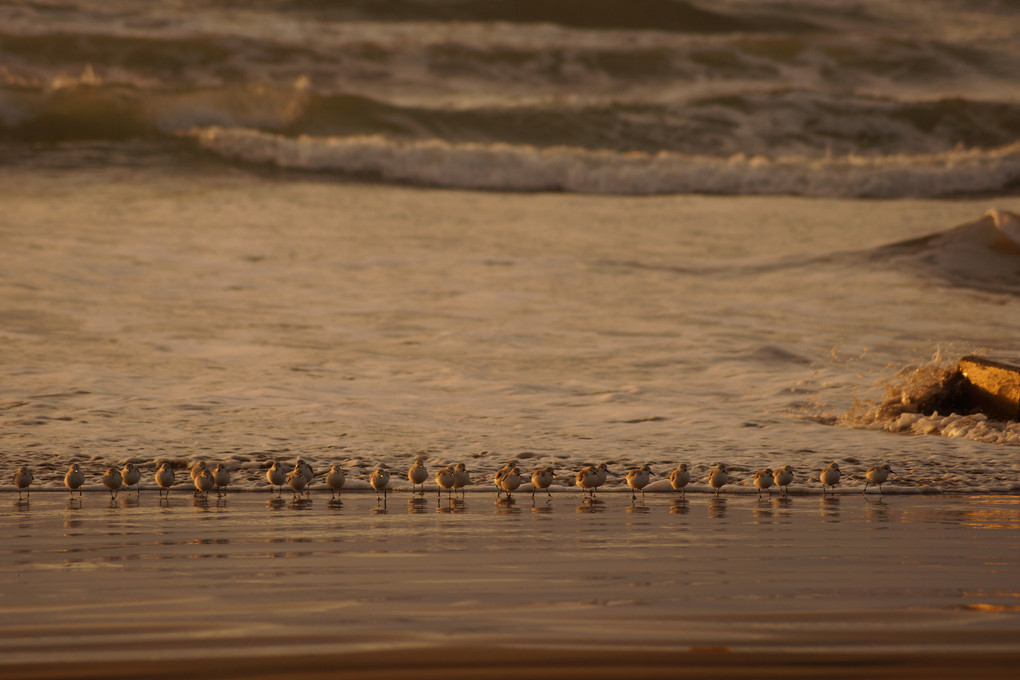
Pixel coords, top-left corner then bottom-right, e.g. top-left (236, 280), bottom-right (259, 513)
top-left (2, 1), bottom-right (1019, 495)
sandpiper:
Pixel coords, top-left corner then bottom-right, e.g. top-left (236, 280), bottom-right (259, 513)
top-left (820, 462), bottom-right (841, 494)
top-left (326, 464), bottom-right (346, 499)
top-left (669, 463), bottom-right (690, 497)
top-left (863, 463), bottom-right (894, 494)
top-left (625, 464), bottom-right (652, 501)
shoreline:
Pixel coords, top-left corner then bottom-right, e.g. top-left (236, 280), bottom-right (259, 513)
top-left (5, 647), bottom-right (1020, 680)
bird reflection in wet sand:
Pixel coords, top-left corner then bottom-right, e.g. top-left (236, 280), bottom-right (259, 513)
top-left (820, 495), bottom-right (840, 519)
top-left (267, 497), bottom-right (286, 510)
top-left (494, 497), bottom-right (520, 515)
top-left (625, 503), bottom-right (650, 515)
top-left (407, 497), bottom-right (427, 514)
top-left (707, 496), bottom-right (727, 519)
top-left (576, 498), bottom-right (606, 514)
top-left (752, 498), bottom-right (774, 522)
top-left (371, 498), bottom-right (388, 515)
top-left (864, 495), bottom-right (889, 522)
top-left (670, 498), bottom-right (689, 515)
top-left (437, 498), bottom-right (466, 514)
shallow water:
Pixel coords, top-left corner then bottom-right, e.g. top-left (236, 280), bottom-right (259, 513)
top-left (1, 492), bottom-right (1017, 663)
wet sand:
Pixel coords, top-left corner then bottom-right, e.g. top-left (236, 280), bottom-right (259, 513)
top-left (1, 491), bottom-right (1018, 678)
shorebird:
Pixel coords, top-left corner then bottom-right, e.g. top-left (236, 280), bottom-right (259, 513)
top-left (408, 460), bottom-right (428, 495)
top-left (102, 467), bottom-right (123, 499)
top-left (194, 468), bottom-right (215, 498)
top-left (708, 464), bottom-right (729, 496)
top-left (121, 463), bottom-right (141, 494)
top-left (820, 462), bottom-right (841, 494)
top-left (370, 467), bottom-right (390, 500)
top-left (493, 461), bottom-right (517, 497)
top-left (435, 465), bottom-right (455, 499)
top-left (772, 465), bottom-right (795, 496)
top-left (863, 463), bottom-right (894, 494)
top-left (266, 461), bottom-right (286, 496)
top-left (155, 462), bottom-right (175, 499)
top-left (286, 468), bottom-right (308, 499)
top-left (575, 465), bottom-right (598, 497)
top-left (531, 467), bottom-right (554, 499)
top-left (625, 464), bottom-right (652, 501)
top-left (12, 467), bottom-right (33, 501)
top-left (212, 464), bottom-right (230, 496)
top-left (453, 463), bottom-right (470, 497)
top-left (326, 464), bottom-right (346, 499)
top-left (669, 463), bottom-right (690, 497)
top-left (753, 468), bottom-right (774, 498)
top-left (64, 463), bottom-right (85, 498)
top-left (295, 458), bottom-right (314, 494)
top-left (189, 461), bottom-right (207, 482)
top-left (498, 466), bottom-right (522, 500)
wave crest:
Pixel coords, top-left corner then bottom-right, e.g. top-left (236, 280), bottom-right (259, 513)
top-left (188, 125), bottom-right (1020, 198)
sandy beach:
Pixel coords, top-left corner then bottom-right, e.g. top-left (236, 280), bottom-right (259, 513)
top-left (2, 490), bottom-right (1018, 678)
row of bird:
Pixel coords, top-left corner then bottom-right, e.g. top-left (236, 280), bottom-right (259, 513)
top-left (9, 459), bottom-right (896, 500)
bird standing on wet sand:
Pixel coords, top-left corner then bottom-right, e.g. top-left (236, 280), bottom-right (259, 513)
top-left (493, 461), bottom-right (516, 497)
top-left (435, 466), bottom-right (455, 499)
top-left (65, 463), bottom-right (85, 498)
top-left (820, 462), bottom-right (841, 494)
top-left (575, 465), bottom-right (598, 498)
top-left (453, 463), bottom-right (470, 497)
top-left (121, 463), bottom-right (141, 494)
top-left (625, 464), bottom-right (652, 501)
top-left (408, 460), bottom-right (428, 495)
top-left (193, 468), bottom-right (215, 498)
top-left (708, 464), bottom-right (729, 496)
top-left (498, 466), bottom-right (522, 500)
top-left (295, 458), bottom-right (314, 494)
top-left (772, 465), bottom-right (794, 496)
top-left (370, 467), bottom-right (390, 500)
top-left (753, 468), bottom-right (774, 498)
top-left (266, 461), bottom-right (286, 496)
top-left (531, 467), bottom-right (554, 499)
top-left (286, 468), bottom-right (308, 499)
top-left (213, 464), bottom-right (230, 496)
top-left (863, 463), bottom-right (894, 494)
top-left (155, 462), bottom-right (175, 499)
top-left (669, 463), bottom-right (690, 497)
top-left (13, 467), bottom-right (34, 501)
top-left (102, 467), bottom-right (123, 499)
top-left (326, 464), bottom-right (346, 499)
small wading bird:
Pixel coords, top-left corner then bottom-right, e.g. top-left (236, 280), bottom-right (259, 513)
top-left (266, 461), bottom-right (286, 496)
top-left (453, 463), bottom-right (470, 497)
top-left (708, 464), bottom-right (729, 496)
top-left (193, 468), bottom-right (215, 498)
top-left (155, 462), bottom-right (175, 499)
top-left (286, 468), bottom-right (307, 499)
top-left (121, 463), bottom-right (142, 494)
top-left (493, 461), bottom-right (516, 497)
top-left (669, 463), bottom-right (690, 497)
top-left (625, 464), bottom-right (652, 501)
top-left (102, 467), bottom-right (123, 499)
top-left (435, 465), bottom-right (455, 499)
top-left (772, 465), bottom-right (795, 496)
top-left (497, 466), bottom-right (522, 500)
top-left (65, 463), bottom-right (85, 499)
top-left (370, 467), bottom-right (390, 501)
top-left (531, 467), bottom-right (554, 499)
top-left (13, 467), bottom-right (34, 501)
top-left (591, 463), bottom-right (609, 495)
top-left (326, 464), bottom-right (346, 499)
top-left (863, 463), bottom-right (894, 494)
top-left (575, 465), bottom-right (598, 498)
top-left (753, 468), bottom-right (774, 498)
top-left (213, 463), bottom-right (230, 496)
top-left (189, 461), bottom-right (207, 484)
top-left (820, 462), bottom-right (841, 494)
top-left (295, 458), bottom-right (314, 495)
top-left (408, 460), bottom-right (428, 495)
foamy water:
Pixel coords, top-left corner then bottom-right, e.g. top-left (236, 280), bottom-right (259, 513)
top-left (2, 2), bottom-right (1019, 497)
top-left (2, 164), bottom-right (1018, 495)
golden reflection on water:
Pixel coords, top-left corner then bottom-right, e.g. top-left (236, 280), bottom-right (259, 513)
top-left (669, 498), bottom-right (689, 515)
top-left (707, 497), bottom-right (726, 519)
